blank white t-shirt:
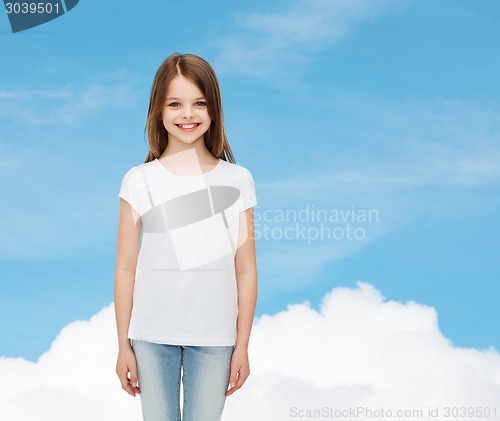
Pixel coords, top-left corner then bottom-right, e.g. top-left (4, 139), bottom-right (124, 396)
top-left (118, 157), bottom-right (257, 346)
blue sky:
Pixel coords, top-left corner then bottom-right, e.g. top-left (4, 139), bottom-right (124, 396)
top-left (1, 0), bottom-right (499, 362)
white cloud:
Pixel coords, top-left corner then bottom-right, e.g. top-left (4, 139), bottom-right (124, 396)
top-left (0, 304), bottom-right (142, 421)
top-left (209, 0), bottom-right (397, 87)
top-left (1, 282), bottom-right (499, 420)
top-left (229, 282), bottom-right (500, 420)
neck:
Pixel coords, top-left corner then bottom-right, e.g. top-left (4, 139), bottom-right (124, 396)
top-left (161, 136), bottom-right (216, 163)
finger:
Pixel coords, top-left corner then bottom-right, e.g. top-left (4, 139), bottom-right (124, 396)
top-left (117, 368), bottom-right (140, 397)
top-left (229, 369), bottom-right (239, 390)
top-left (120, 376), bottom-right (137, 397)
top-left (225, 384), bottom-right (236, 397)
top-left (225, 371), bottom-right (244, 396)
top-left (232, 373), bottom-right (245, 391)
top-left (225, 371), bottom-right (238, 397)
top-left (127, 370), bottom-right (141, 395)
top-left (227, 368), bottom-right (251, 395)
top-left (127, 383), bottom-right (141, 395)
top-left (129, 364), bottom-right (138, 389)
top-left (123, 376), bottom-right (141, 397)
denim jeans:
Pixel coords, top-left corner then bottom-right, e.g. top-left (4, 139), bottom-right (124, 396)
top-left (130, 339), bottom-right (235, 421)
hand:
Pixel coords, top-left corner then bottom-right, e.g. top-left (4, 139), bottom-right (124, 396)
top-left (116, 345), bottom-right (141, 397)
top-left (225, 346), bottom-right (250, 397)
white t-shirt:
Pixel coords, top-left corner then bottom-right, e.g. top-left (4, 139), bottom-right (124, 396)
top-left (118, 157), bottom-right (257, 346)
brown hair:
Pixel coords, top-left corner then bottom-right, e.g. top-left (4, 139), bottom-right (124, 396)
top-left (143, 53), bottom-right (236, 164)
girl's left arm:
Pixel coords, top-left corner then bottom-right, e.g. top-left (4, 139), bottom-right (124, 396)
top-left (226, 207), bottom-right (258, 396)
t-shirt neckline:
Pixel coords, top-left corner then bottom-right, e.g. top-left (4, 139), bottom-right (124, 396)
top-left (154, 157), bottom-right (222, 178)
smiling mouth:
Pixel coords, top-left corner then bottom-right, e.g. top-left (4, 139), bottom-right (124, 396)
top-left (176, 123), bottom-right (200, 130)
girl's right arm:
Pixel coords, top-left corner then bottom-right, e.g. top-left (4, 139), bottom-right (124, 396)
top-left (114, 198), bottom-right (142, 397)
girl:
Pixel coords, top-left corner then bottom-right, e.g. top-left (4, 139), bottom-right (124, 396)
top-left (114, 53), bottom-right (258, 421)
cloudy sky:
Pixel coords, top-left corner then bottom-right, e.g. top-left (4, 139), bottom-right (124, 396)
top-left (1, 0), bottom-right (499, 418)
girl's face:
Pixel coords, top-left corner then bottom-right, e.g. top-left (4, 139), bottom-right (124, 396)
top-left (162, 75), bottom-right (211, 146)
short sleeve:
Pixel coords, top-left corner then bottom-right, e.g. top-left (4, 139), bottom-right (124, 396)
top-left (118, 166), bottom-right (141, 216)
top-left (239, 167), bottom-right (257, 212)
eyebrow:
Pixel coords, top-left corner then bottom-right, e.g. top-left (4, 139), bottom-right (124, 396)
top-left (165, 96), bottom-right (206, 101)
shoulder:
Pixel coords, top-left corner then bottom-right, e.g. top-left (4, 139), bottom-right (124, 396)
top-left (120, 160), bottom-right (156, 185)
top-left (220, 159), bottom-right (255, 178)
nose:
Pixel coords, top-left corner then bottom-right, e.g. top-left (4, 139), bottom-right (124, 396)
top-left (182, 105), bottom-right (194, 120)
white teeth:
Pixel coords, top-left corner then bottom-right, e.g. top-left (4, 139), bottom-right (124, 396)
top-left (178, 124), bottom-right (198, 129)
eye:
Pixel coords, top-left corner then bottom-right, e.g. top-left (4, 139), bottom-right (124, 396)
top-left (195, 101), bottom-right (206, 107)
top-left (168, 102), bottom-right (180, 107)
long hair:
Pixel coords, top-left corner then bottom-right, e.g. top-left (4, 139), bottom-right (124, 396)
top-left (143, 53), bottom-right (236, 164)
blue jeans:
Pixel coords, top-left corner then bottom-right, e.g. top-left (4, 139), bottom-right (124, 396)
top-left (130, 339), bottom-right (234, 421)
